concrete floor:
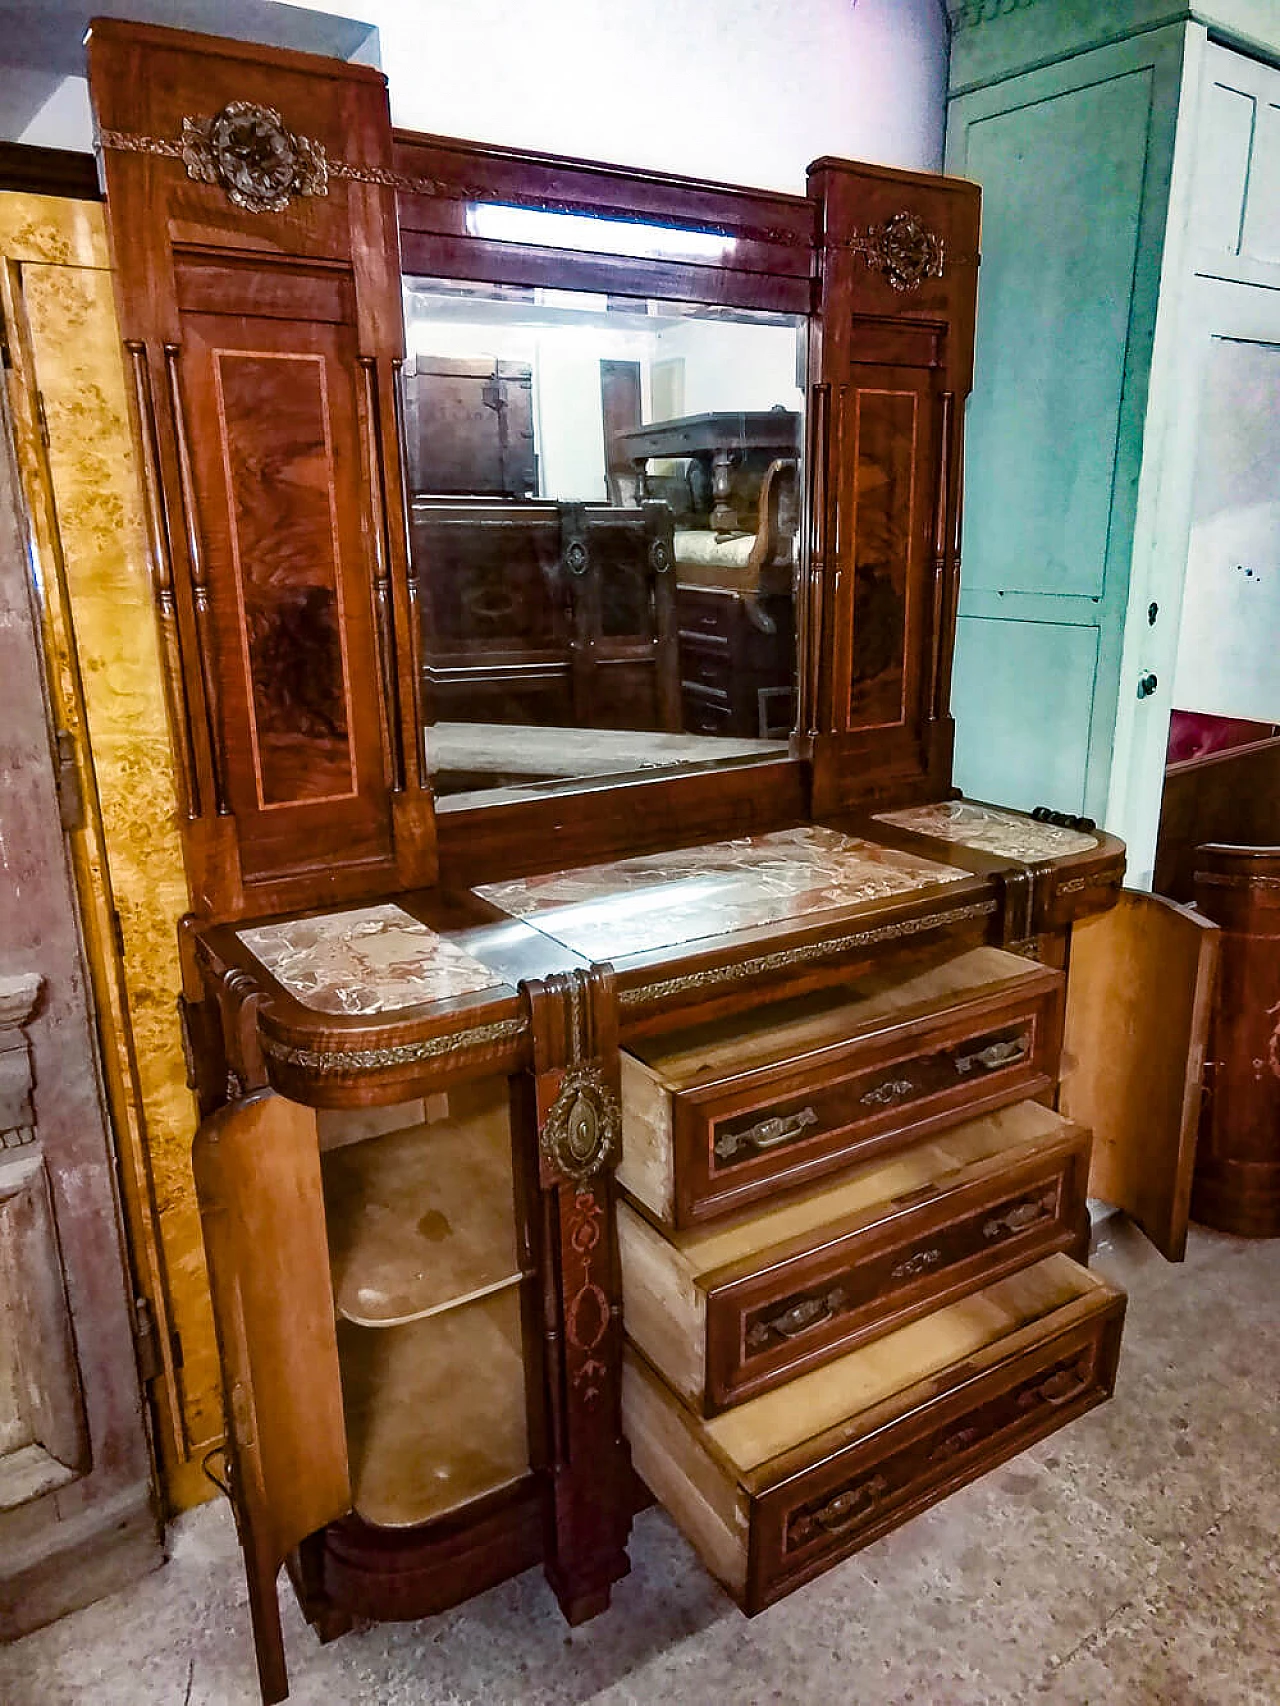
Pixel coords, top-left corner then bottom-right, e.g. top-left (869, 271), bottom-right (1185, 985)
top-left (3, 1218), bottom-right (1277, 1705)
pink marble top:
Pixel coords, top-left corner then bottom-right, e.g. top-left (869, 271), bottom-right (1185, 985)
top-left (238, 903), bottom-right (509, 1016)
top-left (874, 801), bottom-right (1098, 861)
top-left (475, 826), bottom-right (966, 960)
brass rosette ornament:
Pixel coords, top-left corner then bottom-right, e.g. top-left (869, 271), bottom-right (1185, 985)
top-left (541, 1063), bottom-right (622, 1182)
top-left (182, 101), bottom-right (329, 214)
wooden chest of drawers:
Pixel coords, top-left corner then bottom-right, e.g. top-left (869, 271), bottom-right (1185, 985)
top-left (618, 945), bottom-right (1123, 1614)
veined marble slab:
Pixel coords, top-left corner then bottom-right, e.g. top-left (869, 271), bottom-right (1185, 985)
top-left (475, 826), bottom-right (966, 960)
top-left (875, 801), bottom-right (1098, 861)
top-left (238, 904), bottom-right (509, 1016)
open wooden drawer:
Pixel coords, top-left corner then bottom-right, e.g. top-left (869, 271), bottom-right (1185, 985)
top-left (620, 947), bottom-right (1065, 1228)
top-left (619, 1100), bottom-right (1090, 1414)
top-left (623, 1254), bottom-right (1124, 1613)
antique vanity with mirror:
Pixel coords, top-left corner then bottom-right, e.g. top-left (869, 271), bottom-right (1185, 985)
top-left (84, 19), bottom-right (1165, 1704)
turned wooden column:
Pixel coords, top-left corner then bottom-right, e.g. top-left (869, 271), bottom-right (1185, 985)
top-left (1191, 845), bottom-right (1280, 1237)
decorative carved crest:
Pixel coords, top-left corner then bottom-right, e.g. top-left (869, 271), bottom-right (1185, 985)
top-left (540, 1062), bottom-right (621, 1182)
top-left (841, 211), bottom-right (945, 293)
top-left (181, 101), bottom-right (329, 214)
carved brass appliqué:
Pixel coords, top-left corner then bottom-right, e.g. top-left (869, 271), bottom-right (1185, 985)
top-left (842, 211), bottom-right (945, 293)
top-left (181, 101), bottom-right (329, 213)
top-left (541, 1063), bottom-right (621, 1182)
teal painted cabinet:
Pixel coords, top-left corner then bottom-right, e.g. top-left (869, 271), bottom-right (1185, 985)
top-left (945, 1), bottom-right (1280, 885)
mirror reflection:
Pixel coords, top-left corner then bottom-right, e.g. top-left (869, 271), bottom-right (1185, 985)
top-left (401, 276), bottom-right (805, 803)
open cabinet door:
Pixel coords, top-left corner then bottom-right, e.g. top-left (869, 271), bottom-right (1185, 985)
top-left (1059, 891), bottom-right (1219, 1261)
top-left (195, 1093), bottom-right (350, 1703)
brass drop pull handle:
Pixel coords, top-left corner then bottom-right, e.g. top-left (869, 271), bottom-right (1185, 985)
top-left (982, 1189), bottom-right (1055, 1242)
top-left (954, 1034), bottom-right (1029, 1076)
top-left (752, 1285), bottom-right (849, 1347)
top-left (715, 1105), bottom-right (818, 1161)
top-left (815, 1473), bottom-right (888, 1533)
top-left (1020, 1358), bottom-right (1093, 1411)
top-left (860, 1076), bottom-right (917, 1108)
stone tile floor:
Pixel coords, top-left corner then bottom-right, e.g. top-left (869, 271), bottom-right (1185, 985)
top-left (3, 1218), bottom-right (1276, 1704)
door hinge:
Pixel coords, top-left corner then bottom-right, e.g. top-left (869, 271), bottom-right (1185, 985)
top-left (34, 389), bottom-right (50, 448)
top-left (54, 728), bottom-right (85, 831)
top-left (133, 1295), bottom-right (163, 1384)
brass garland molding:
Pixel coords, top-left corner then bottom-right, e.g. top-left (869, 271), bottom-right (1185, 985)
top-left (260, 1015), bottom-right (528, 1073)
top-left (96, 105), bottom-right (809, 249)
top-left (124, 341), bottom-right (200, 820)
top-left (831, 211), bottom-right (945, 293)
top-left (618, 899), bottom-right (999, 1009)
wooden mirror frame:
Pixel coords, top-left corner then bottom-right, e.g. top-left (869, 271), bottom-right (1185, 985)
top-left (86, 19), bottom-right (979, 920)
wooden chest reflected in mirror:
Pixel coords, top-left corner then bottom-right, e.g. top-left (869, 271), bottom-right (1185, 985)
top-left (401, 277), bottom-right (805, 801)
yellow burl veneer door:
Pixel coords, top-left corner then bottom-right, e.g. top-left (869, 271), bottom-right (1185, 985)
top-left (0, 193), bottom-right (219, 1507)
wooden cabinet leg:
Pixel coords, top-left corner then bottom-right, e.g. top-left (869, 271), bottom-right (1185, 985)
top-left (244, 1538), bottom-right (289, 1706)
top-left (518, 968), bottom-right (633, 1623)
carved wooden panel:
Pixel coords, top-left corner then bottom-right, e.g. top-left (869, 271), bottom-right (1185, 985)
top-left (87, 19), bottom-right (435, 920)
top-left (806, 161), bottom-right (980, 815)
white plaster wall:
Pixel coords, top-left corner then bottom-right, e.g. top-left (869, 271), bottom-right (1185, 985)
top-left (304, 0), bottom-right (950, 188)
top-left (23, 1), bottom-right (948, 189)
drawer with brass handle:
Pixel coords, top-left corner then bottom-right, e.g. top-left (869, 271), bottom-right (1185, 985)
top-left (623, 1254), bottom-right (1125, 1614)
top-left (620, 946), bottom-right (1064, 1228)
top-left (618, 1100), bottom-right (1089, 1414)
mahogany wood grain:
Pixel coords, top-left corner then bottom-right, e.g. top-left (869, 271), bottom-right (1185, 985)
top-left (805, 161), bottom-right (979, 818)
top-left (1059, 889), bottom-right (1218, 1261)
top-left (193, 1092), bottom-right (350, 1704)
top-left (87, 18), bottom-right (437, 922)
top-left (1191, 846), bottom-right (1280, 1237)
top-left (1154, 737), bottom-right (1280, 903)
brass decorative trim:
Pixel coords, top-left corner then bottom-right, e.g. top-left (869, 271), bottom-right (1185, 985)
top-left (260, 1015), bottom-right (528, 1074)
top-left (96, 121), bottom-right (809, 251)
top-left (834, 211), bottom-right (945, 292)
top-left (619, 899), bottom-right (999, 1009)
top-left (540, 1062), bottom-right (621, 1183)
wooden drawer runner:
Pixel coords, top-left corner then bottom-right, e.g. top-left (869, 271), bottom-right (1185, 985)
top-left (621, 947), bottom-right (1064, 1228)
top-left (619, 1101), bottom-right (1089, 1414)
top-left (624, 1255), bottom-right (1124, 1614)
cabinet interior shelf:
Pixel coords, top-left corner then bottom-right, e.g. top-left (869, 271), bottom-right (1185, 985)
top-left (322, 1080), bottom-right (523, 1328)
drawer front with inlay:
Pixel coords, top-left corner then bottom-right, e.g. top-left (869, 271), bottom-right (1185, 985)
top-left (705, 1129), bottom-right (1089, 1410)
top-left (750, 1297), bottom-right (1123, 1610)
top-left (672, 980), bottom-right (1062, 1226)
top-left (623, 1258), bottom-right (1125, 1618)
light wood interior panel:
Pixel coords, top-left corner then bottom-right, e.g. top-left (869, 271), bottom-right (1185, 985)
top-left (625, 947), bottom-right (1051, 1088)
top-left (322, 1079), bottom-right (520, 1326)
top-left (698, 1254), bottom-right (1102, 1476)
top-left (338, 1286), bottom-right (529, 1529)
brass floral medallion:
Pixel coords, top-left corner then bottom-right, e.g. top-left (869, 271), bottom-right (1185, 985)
top-left (541, 1063), bottom-right (621, 1182)
top-left (181, 101), bottom-right (329, 214)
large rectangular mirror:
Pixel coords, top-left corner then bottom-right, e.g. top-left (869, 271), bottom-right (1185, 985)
top-left (402, 256), bottom-right (805, 806)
